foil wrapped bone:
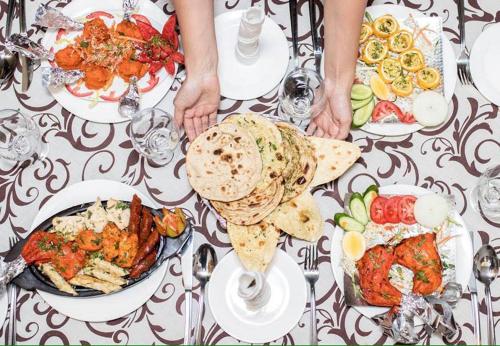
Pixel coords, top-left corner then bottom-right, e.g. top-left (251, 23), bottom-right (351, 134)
top-left (5, 34), bottom-right (54, 61)
top-left (0, 257), bottom-right (27, 294)
top-left (372, 283), bottom-right (462, 344)
top-left (118, 77), bottom-right (140, 118)
top-left (42, 67), bottom-right (84, 87)
top-left (34, 4), bottom-right (83, 30)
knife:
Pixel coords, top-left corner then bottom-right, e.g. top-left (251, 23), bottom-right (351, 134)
top-left (181, 234), bottom-right (194, 345)
top-left (469, 231), bottom-right (482, 345)
top-left (19, 0), bottom-right (33, 92)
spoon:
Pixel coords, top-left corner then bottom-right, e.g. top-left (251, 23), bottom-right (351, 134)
top-left (0, 0), bottom-right (18, 87)
top-left (193, 244), bottom-right (217, 345)
top-left (473, 244), bottom-right (499, 345)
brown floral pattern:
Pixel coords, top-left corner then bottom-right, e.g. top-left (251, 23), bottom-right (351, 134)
top-left (0, 0), bottom-right (499, 344)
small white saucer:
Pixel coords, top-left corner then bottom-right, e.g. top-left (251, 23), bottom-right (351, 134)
top-left (208, 249), bottom-right (307, 343)
top-left (215, 10), bottom-right (290, 100)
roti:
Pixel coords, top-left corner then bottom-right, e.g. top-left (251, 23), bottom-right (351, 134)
top-left (186, 123), bottom-right (262, 201)
top-left (308, 136), bottom-right (361, 187)
top-left (266, 190), bottom-right (323, 242)
top-left (224, 113), bottom-right (286, 188)
top-left (226, 220), bottom-right (281, 272)
top-left (276, 122), bottom-right (317, 202)
top-left (211, 177), bottom-right (285, 225)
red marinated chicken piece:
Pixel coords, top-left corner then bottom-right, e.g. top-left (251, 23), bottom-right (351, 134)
top-left (356, 245), bottom-right (402, 307)
top-left (394, 233), bottom-right (442, 296)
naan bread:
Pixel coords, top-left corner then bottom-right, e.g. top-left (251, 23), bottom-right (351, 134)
top-left (186, 123), bottom-right (262, 202)
top-left (277, 123), bottom-right (317, 202)
top-left (227, 220), bottom-right (281, 272)
top-left (308, 136), bottom-right (361, 187)
top-left (266, 191), bottom-right (323, 242)
top-left (224, 113), bottom-right (286, 188)
top-left (211, 177), bottom-right (284, 225)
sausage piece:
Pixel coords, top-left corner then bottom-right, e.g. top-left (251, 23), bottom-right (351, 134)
top-left (128, 194), bottom-right (142, 237)
top-left (132, 228), bottom-right (159, 266)
top-left (129, 249), bottom-right (157, 279)
top-left (138, 208), bottom-right (153, 245)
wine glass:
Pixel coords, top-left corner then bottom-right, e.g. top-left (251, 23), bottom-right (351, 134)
top-left (130, 108), bottom-right (180, 166)
top-left (471, 164), bottom-right (500, 221)
top-left (278, 67), bottom-right (326, 128)
top-left (0, 109), bottom-right (47, 163)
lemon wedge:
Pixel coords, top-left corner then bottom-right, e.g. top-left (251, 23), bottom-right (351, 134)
top-left (342, 231), bottom-right (366, 261)
top-left (370, 74), bottom-right (391, 100)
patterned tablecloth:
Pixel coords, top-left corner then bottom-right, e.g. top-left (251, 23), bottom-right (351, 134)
top-left (0, 0), bottom-right (499, 344)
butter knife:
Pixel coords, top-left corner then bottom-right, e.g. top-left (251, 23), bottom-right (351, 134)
top-left (469, 231), bottom-right (482, 345)
top-left (19, 0), bottom-right (33, 92)
top-left (181, 234), bottom-right (194, 345)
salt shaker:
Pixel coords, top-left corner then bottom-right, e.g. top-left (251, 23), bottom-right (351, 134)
top-left (235, 6), bottom-right (265, 65)
top-left (237, 271), bottom-right (271, 310)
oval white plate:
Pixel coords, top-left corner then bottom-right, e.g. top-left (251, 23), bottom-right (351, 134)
top-left (208, 249), bottom-right (307, 343)
top-left (30, 179), bottom-right (168, 322)
top-left (470, 23), bottom-right (500, 106)
top-left (41, 0), bottom-right (175, 124)
top-left (215, 10), bottom-right (289, 100)
top-left (330, 184), bottom-right (472, 319)
top-left (322, 4), bottom-right (457, 136)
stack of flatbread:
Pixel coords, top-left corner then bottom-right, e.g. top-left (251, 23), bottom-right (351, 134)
top-left (186, 113), bottom-right (361, 272)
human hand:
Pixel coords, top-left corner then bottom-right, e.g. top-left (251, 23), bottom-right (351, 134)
top-left (173, 72), bottom-right (220, 141)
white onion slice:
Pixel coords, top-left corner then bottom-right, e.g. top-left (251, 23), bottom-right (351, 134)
top-left (414, 194), bottom-right (449, 228)
top-left (412, 91), bottom-right (448, 127)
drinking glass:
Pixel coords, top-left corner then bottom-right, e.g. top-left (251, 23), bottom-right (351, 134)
top-left (278, 67), bottom-right (326, 128)
top-left (471, 164), bottom-right (500, 221)
top-left (0, 109), bottom-right (46, 163)
top-left (130, 108), bottom-right (180, 166)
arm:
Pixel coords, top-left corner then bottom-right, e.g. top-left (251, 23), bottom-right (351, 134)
top-left (172, 0), bottom-right (220, 141)
top-left (319, 0), bottom-right (367, 139)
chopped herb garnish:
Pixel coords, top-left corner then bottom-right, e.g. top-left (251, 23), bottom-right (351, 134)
top-left (80, 41), bottom-right (89, 48)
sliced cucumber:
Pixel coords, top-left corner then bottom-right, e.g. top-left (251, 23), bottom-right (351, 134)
top-left (349, 193), bottom-right (369, 225)
top-left (351, 96), bottom-right (373, 110)
top-left (351, 84), bottom-right (373, 100)
top-left (352, 99), bottom-right (375, 128)
top-left (363, 185), bottom-right (379, 220)
top-left (334, 213), bottom-right (365, 232)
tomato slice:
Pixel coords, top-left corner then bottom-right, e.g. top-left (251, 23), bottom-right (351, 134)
top-left (400, 112), bottom-right (416, 124)
top-left (372, 101), bottom-right (404, 122)
top-left (384, 196), bottom-right (401, 223)
top-left (370, 196), bottom-right (388, 224)
top-left (131, 14), bottom-right (152, 26)
top-left (398, 195), bottom-right (417, 224)
top-left (139, 74), bottom-right (159, 93)
top-left (66, 84), bottom-right (93, 98)
top-left (100, 91), bottom-right (124, 102)
top-left (86, 11), bottom-right (114, 20)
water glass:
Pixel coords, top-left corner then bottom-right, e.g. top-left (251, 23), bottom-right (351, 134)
top-left (471, 164), bottom-right (500, 221)
top-left (278, 67), bottom-right (326, 127)
top-left (0, 109), bottom-right (45, 163)
top-left (130, 108), bottom-right (180, 166)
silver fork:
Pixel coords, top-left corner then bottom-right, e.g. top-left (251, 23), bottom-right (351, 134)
top-left (456, 0), bottom-right (473, 85)
top-left (7, 236), bottom-right (18, 346)
top-left (304, 245), bottom-right (319, 345)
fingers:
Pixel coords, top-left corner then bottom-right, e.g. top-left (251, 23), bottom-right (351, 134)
top-left (336, 116), bottom-right (352, 139)
top-left (173, 100), bottom-right (185, 130)
top-left (184, 118), bottom-right (197, 142)
top-left (208, 112), bottom-right (217, 126)
top-left (306, 121), bottom-right (318, 136)
top-left (314, 127), bottom-right (325, 137)
top-left (328, 122), bottom-right (340, 138)
top-left (201, 115), bottom-right (209, 132)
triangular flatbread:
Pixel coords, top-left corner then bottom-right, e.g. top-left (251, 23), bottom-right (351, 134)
top-left (226, 220), bottom-right (281, 272)
top-left (266, 191), bottom-right (323, 242)
top-left (307, 136), bottom-right (361, 187)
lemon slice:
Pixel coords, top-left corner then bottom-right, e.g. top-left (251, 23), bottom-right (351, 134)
top-left (378, 58), bottom-right (402, 83)
top-left (373, 14), bottom-right (399, 38)
top-left (391, 74), bottom-right (413, 97)
top-left (416, 67), bottom-right (441, 89)
top-left (399, 49), bottom-right (425, 72)
top-left (359, 23), bottom-right (373, 43)
top-left (370, 74), bottom-right (390, 100)
top-left (412, 91), bottom-right (448, 127)
top-left (362, 39), bottom-right (388, 64)
top-left (389, 30), bottom-right (413, 53)
top-left (342, 231), bottom-right (366, 261)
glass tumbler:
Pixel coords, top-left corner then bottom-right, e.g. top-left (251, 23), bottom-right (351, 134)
top-left (471, 164), bottom-right (500, 221)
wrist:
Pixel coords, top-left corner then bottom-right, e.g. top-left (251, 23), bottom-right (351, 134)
top-left (324, 77), bottom-right (352, 98)
top-left (185, 51), bottom-right (218, 77)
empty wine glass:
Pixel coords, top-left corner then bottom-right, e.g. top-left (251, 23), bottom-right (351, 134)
top-left (0, 109), bottom-right (46, 163)
top-left (471, 164), bottom-right (500, 221)
top-left (278, 67), bottom-right (326, 128)
top-left (130, 108), bottom-right (180, 166)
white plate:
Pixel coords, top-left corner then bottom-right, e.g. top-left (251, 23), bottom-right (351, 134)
top-left (41, 0), bottom-right (176, 124)
top-left (322, 4), bottom-right (457, 136)
top-left (470, 23), bottom-right (500, 106)
top-left (330, 184), bottom-right (473, 319)
top-left (30, 179), bottom-right (168, 322)
top-left (215, 10), bottom-right (289, 100)
top-left (208, 249), bottom-right (307, 343)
